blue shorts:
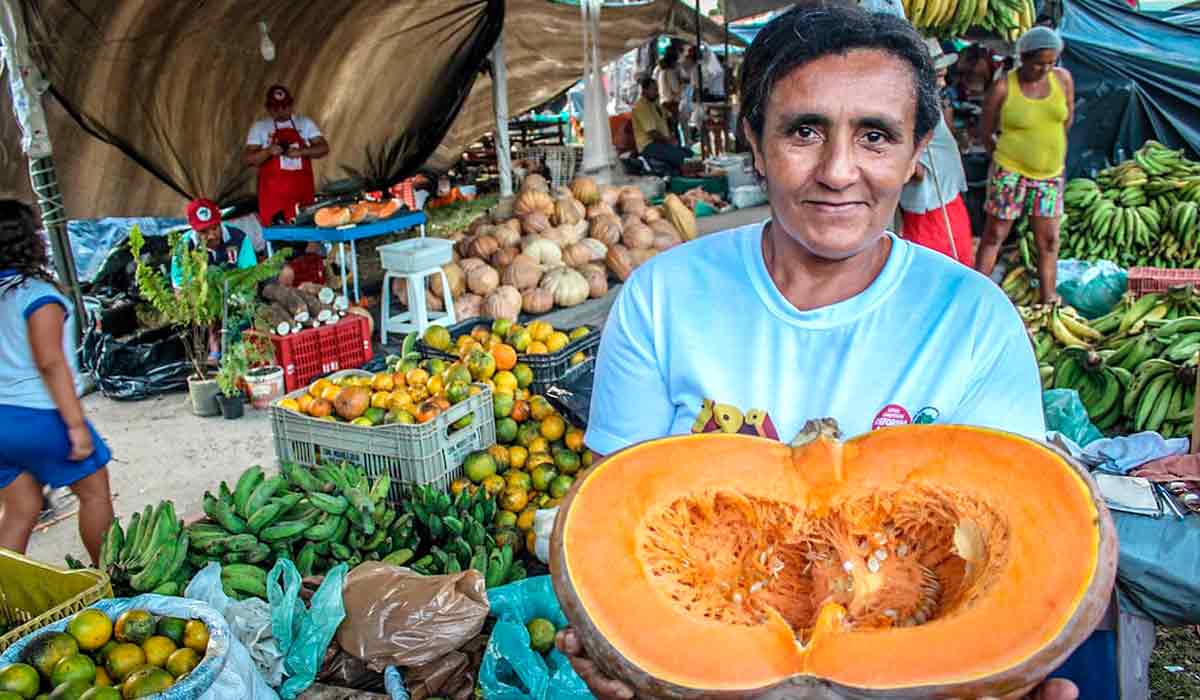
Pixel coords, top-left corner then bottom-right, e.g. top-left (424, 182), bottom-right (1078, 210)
top-left (0, 404), bottom-right (112, 489)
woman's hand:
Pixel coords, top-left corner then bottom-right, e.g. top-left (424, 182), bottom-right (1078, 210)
top-left (67, 424), bottom-right (95, 461)
top-left (556, 628), bottom-right (633, 700)
top-left (557, 625), bottom-right (1077, 700)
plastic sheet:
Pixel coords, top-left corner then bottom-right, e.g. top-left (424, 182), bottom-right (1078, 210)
top-left (0, 593), bottom-right (277, 700)
top-left (1114, 511), bottom-right (1200, 626)
top-left (187, 562), bottom-right (287, 688)
top-left (336, 563), bottom-right (489, 670)
top-left (544, 366), bottom-right (594, 430)
top-left (68, 217), bottom-right (186, 284)
top-left (1043, 389), bottom-right (1104, 446)
top-left (86, 325), bottom-right (192, 401)
top-left (479, 576), bottom-right (590, 700)
top-left (1061, 0), bottom-right (1200, 178)
top-left (269, 560), bottom-right (349, 700)
top-left (1056, 259), bottom-right (1128, 320)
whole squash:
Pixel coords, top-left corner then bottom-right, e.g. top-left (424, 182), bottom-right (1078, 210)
top-left (521, 173), bottom-right (550, 193)
top-left (521, 211), bottom-right (553, 237)
top-left (551, 424), bottom-right (1117, 700)
top-left (570, 176), bottom-right (601, 206)
top-left (466, 264), bottom-right (500, 296)
top-left (483, 285), bottom-right (522, 322)
top-left (453, 293), bottom-right (483, 320)
top-left (554, 196), bottom-right (583, 227)
top-left (606, 244), bottom-right (635, 282)
top-left (521, 287), bottom-right (554, 315)
top-left (502, 254), bottom-right (544, 290)
top-left (664, 193), bottom-right (698, 241)
top-left (577, 262), bottom-right (609, 299)
top-left (622, 223), bottom-right (654, 250)
top-left (493, 223), bottom-right (521, 249)
top-left (515, 190), bottom-right (554, 218)
top-left (590, 216), bottom-right (622, 247)
top-left (491, 246), bottom-right (520, 269)
top-left (540, 266), bottom-right (590, 307)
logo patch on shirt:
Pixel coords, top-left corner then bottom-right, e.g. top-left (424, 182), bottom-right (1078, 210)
top-left (871, 404), bottom-right (912, 429)
top-left (690, 399), bottom-right (780, 440)
top-left (913, 406), bottom-right (940, 425)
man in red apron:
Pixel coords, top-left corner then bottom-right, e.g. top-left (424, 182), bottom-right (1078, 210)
top-left (243, 85), bottom-right (330, 286)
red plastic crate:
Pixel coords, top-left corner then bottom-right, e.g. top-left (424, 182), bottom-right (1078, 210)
top-left (271, 315), bottom-right (373, 392)
top-left (1127, 267), bottom-right (1200, 297)
top-left (287, 252), bottom-right (326, 286)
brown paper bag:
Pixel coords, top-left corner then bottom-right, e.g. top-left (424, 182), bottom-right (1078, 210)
top-left (336, 563), bottom-right (489, 669)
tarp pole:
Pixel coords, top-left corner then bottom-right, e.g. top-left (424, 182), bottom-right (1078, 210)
top-left (1, 1), bottom-right (85, 342)
top-left (491, 30), bottom-right (513, 198)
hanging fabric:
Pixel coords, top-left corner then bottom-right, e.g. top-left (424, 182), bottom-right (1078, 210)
top-left (579, 0), bottom-right (618, 183)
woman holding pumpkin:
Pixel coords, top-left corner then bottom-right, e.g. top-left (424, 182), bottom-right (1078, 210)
top-left (558, 5), bottom-right (1079, 700)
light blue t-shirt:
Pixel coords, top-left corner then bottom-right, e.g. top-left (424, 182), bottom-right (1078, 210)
top-left (0, 272), bottom-right (77, 410)
top-left (584, 222), bottom-right (1045, 455)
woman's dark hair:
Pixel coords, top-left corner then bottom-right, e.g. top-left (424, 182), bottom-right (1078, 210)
top-left (0, 199), bottom-right (57, 295)
top-left (639, 75), bottom-right (656, 91)
top-left (738, 1), bottom-right (940, 145)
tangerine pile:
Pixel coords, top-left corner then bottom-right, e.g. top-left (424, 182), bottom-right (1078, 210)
top-left (0, 609), bottom-right (208, 700)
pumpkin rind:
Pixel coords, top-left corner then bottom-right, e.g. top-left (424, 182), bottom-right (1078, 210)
top-left (551, 426), bottom-right (1116, 699)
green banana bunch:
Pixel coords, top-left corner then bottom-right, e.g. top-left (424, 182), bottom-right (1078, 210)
top-left (98, 499), bottom-right (192, 597)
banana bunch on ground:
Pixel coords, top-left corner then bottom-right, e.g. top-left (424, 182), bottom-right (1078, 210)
top-left (1033, 141), bottom-right (1200, 270)
top-left (1022, 303), bottom-right (1101, 385)
top-left (1001, 265), bottom-right (1040, 306)
top-left (1052, 348), bottom-right (1131, 432)
top-left (405, 484), bottom-right (527, 587)
top-left (186, 461), bottom-right (406, 599)
top-left (1121, 356), bottom-right (1196, 438)
top-left (901, 0), bottom-right (1033, 39)
top-left (98, 500), bottom-right (191, 597)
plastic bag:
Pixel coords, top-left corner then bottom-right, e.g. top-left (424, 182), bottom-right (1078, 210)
top-left (1114, 511), bottom-right (1200, 626)
top-left (91, 326), bottom-right (192, 401)
top-left (186, 562), bottom-right (286, 686)
top-left (0, 593), bottom-right (277, 700)
top-left (1043, 389), bottom-right (1104, 446)
top-left (479, 576), bottom-right (591, 700)
top-left (398, 633), bottom-right (488, 700)
top-left (532, 507), bottom-right (558, 566)
top-left (336, 563), bottom-right (489, 669)
top-left (316, 646), bottom-right (386, 692)
top-left (269, 559), bottom-right (349, 700)
top-left (1078, 432), bottom-right (1190, 474)
top-left (1056, 259), bottom-right (1128, 319)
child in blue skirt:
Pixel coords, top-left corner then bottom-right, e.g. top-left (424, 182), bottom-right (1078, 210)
top-left (0, 200), bottom-right (113, 564)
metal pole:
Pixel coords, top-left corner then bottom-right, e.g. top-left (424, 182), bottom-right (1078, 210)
top-left (490, 31), bottom-right (514, 198)
top-left (1, 2), bottom-right (84, 341)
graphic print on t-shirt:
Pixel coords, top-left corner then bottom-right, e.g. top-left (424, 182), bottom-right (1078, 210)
top-left (689, 398), bottom-right (781, 440)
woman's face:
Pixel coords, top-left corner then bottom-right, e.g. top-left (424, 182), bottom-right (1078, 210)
top-left (1020, 49), bottom-right (1058, 81)
top-left (745, 49), bottom-right (927, 261)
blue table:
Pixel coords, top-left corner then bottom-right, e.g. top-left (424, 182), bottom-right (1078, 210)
top-left (263, 211), bottom-right (427, 302)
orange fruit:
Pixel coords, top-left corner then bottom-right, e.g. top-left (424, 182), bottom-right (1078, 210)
top-left (528, 320), bottom-right (554, 342)
top-left (509, 445), bottom-right (529, 469)
top-left (182, 620), bottom-right (209, 654)
top-left (319, 384), bottom-right (342, 402)
top-left (510, 400), bottom-right (531, 422)
top-left (506, 470), bottom-right (533, 491)
top-left (371, 372), bottom-right (395, 392)
top-left (529, 396), bottom-right (555, 421)
top-left (423, 325), bottom-right (452, 351)
top-left (517, 508), bottom-right (537, 532)
top-left (481, 474), bottom-right (506, 497)
top-left (527, 437), bottom-right (549, 455)
top-left (545, 331), bottom-right (570, 353)
top-left (493, 371), bottom-right (518, 395)
top-left (564, 428), bottom-right (585, 452)
top-left (513, 363), bottom-right (534, 389)
top-left (450, 478), bottom-right (473, 496)
top-left (370, 392), bottom-right (390, 409)
top-left (67, 609), bottom-right (113, 652)
top-left (540, 414), bottom-right (566, 441)
top-left (141, 635), bottom-right (176, 668)
top-left (526, 529), bottom-right (538, 554)
top-left (104, 643), bottom-right (145, 681)
top-left (405, 368), bottom-right (429, 387)
top-left (499, 486), bottom-right (530, 513)
top-left (391, 371), bottom-right (408, 388)
top-left (426, 374), bottom-right (444, 397)
top-left (296, 394), bottom-right (315, 414)
top-left (491, 344), bottom-right (518, 371)
top-left (570, 351), bottom-right (587, 366)
top-left (309, 378), bottom-right (333, 398)
top-left (526, 341), bottom-right (548, 355)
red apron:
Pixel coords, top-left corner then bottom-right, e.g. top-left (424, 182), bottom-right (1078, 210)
top-left (257, 119), bottom-right (316, 226)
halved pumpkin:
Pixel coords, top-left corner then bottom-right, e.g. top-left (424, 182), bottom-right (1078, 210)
top-left (550, 423), bottom-right (1116, 699)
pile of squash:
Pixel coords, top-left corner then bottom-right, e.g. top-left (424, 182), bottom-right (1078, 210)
top-left (550, 424), bottom-right (1117, 699)
top-left (393, 175), bottom-right (697, 322)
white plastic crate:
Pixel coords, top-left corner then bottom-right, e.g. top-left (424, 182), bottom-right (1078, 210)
top-left (378, 238), bottom-right (453, 274)
top-left (519, 146), bottom-right (578, 189)
top-left (270, 378), bottom-right (496, 503)
top-left (731, 184), bottom-right (768, 209)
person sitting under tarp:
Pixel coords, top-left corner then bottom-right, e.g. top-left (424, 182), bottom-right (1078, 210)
top-left (632, 76), bottom-right (690, 176)
top-left (171, 198), bottom-right (256, 364)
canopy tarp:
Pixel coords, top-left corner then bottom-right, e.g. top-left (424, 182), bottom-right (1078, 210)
top-left (0, 0), bottom-right (738, 220)
top-left (1061, 0), bottom-right (1200, 176)
top-left (1, 0), bottom-right (504, 219)
top-left (429, 0), bottom-right (739, 170)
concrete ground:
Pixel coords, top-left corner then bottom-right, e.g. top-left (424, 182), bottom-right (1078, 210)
top-left (22, 204), bottom-right (773, 567)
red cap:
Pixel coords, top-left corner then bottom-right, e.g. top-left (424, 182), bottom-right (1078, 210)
top-left (265, 84), bottom-right (293, 109)
top-left (186, 198), bottom-right (221, 231)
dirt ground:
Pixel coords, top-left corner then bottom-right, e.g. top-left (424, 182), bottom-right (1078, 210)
top-left (26, 392), bottom-right (276, 564)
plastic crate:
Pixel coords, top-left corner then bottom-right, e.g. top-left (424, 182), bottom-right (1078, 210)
top-left (1127, 267), bottom-right (1200, 297)
top-left (518, 146), bottom-right (577, 189)
top-left (377, 238), bottom-right (453, 274)
top-left (0, 550), bottom-right (113, 653)
top-left (271, 374), bottom-right (496, 503)
top-left (668, 175), bottom-right (729, 200)
top-left (416, 318), bottom-right (600, 395)
top-left (271, 314), bottom-right (374, 393)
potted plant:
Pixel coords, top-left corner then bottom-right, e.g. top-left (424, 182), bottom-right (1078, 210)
top-left (130, 225), bottom-right (283, 416)
top-left (215, 342), bottom-right (249, 419)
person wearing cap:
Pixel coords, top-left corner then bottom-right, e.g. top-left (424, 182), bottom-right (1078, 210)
top-left (243, 85), bottom-right (330, 227)
top-left (171, 198), bottom-right (258, 364)
top-left (974, 26), bottom-right (1073, 303)
top-left (170, 198), bottom-right (257, 289)
top-left (898, 39), bottom-right (972, 265)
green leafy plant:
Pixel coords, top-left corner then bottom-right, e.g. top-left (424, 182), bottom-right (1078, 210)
top-left (129, 225), bottom-right (286, 381)
top-left (216, 339), bottom-right (275, 398)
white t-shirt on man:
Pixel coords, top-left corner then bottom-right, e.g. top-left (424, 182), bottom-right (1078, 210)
top-left (584, 222), bottom-right (1045, 455)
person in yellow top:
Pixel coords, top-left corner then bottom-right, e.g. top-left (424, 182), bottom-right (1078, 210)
top-left (632, 76), bottom-right (690, 175)
top-left (974, 27), bottom-right (1074, 303)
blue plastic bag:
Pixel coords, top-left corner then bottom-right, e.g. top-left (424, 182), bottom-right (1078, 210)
top-left (479, 576), bottom-right (591, 700)
top-left (1043, 389), bottom-right (1104, 446)
top-left (1056, 259), bottom-right (1128, 319)
top-left (0, 593), bottom-right (277, 700)
top-left (268, 559), bottom-right (349, 700)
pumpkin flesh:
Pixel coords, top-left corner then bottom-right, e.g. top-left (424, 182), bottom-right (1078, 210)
top-left (552, 427), bottom-right (1114, 697)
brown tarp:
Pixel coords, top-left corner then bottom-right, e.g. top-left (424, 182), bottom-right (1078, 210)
top-left (0, 0), bottom-right (738, 219)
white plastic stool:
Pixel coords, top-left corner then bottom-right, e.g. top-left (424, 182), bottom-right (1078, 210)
top-left (380, 267), bottom-right (456, 345)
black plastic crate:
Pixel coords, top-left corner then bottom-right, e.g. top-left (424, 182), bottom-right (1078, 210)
top-left (416, 318), bottom-right (600, 395)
